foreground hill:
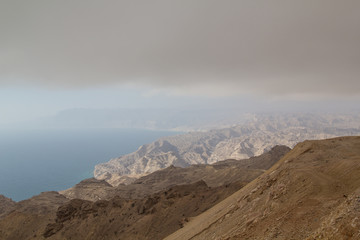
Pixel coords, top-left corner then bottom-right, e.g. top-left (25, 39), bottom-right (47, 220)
top-left (165, 136), bottom-right (360, 240)
top-left (0, 192), bottom-right (68, 240)
top-left (94, 113), bottom-right (360, 185)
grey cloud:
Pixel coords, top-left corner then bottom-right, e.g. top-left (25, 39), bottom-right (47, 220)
top-left (1, 0), bottom-right (360, 97)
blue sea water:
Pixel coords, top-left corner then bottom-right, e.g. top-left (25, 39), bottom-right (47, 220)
top-left (0, 128), bottom-right (179, 201)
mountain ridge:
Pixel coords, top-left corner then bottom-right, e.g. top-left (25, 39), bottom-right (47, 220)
top-left (94, 113), bottom-right (360, 186)
top-left (61, 145), bottom-right (290, 201)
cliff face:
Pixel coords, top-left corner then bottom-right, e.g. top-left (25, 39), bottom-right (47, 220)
top-left (94, 113), bottom-right (360, 185)
top-left (165, 136), bottom-right (360, 240)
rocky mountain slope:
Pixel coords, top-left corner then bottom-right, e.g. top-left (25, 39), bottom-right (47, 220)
top-left (95, 113), bottom-right (360, 185)
top-left (0, 195), bottom-right (16, 219)
top-left (44, 181), bottom-right (242, 240)
top-left (62, 145), bottom-right (290, 201)
top-left (165, 136), bottom-right (360, 240)
top-left (0, 146), bottom-right (289, 240)
top-left (0, 192), bottom-right (68, 240)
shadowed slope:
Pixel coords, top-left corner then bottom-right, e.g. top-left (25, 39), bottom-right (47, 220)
top-left (43, 181), bottom-right (244, 240)
top-left (0, 192), bottom-right (68, 240)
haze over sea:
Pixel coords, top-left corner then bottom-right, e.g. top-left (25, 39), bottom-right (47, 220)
top-left (0, 128), bottom-right (179, 201)
top-left (1, 0), bottom-right (360, 204)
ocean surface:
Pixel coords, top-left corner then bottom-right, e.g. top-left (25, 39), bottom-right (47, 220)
top-left (0, 128), bottom-right (180, 201)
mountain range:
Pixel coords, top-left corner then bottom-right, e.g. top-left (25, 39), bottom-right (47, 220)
top-left (1, 112), bottom-right (360, 239)
top-left (94, 113), bottom-right (360, 186)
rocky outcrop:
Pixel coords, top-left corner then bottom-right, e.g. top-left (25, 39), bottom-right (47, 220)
top-left (59, 178), bottom-right (114, 201)
top-left (307, 187), bottom-right (360, 239)
top-left (94, 113), bottom-right (360, 185)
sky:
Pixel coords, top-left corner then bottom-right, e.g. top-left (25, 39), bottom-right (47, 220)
top-left (1, 0), bottom-right (360, 128)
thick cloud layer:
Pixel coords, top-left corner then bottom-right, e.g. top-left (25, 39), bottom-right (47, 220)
top-left (1, 0), bottom-right (360, 97)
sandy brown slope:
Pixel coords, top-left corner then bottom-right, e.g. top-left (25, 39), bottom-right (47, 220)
top-left (165, 136), bottom-right (360, 240)
top-left (0, 195), bottom-right (16, 219)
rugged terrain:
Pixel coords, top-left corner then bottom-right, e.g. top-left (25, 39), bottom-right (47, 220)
top-left (166, 136), bottom-right (360, 240)
top-left (0, 146), bottom-right (289, 240)
top-left (95, 113), bottom-right (360, 185)
top-left (44, 181), bottom-right (243, 240)
top-left (0, 192), bottom-right (68, 240)
top-left (62, 145), bottom-right (289, 201)
top-left (1, 137), bottom-right (359, 239)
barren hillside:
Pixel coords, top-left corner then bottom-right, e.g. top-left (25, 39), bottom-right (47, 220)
top-left (166, 136), bottom-right (360, 240)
